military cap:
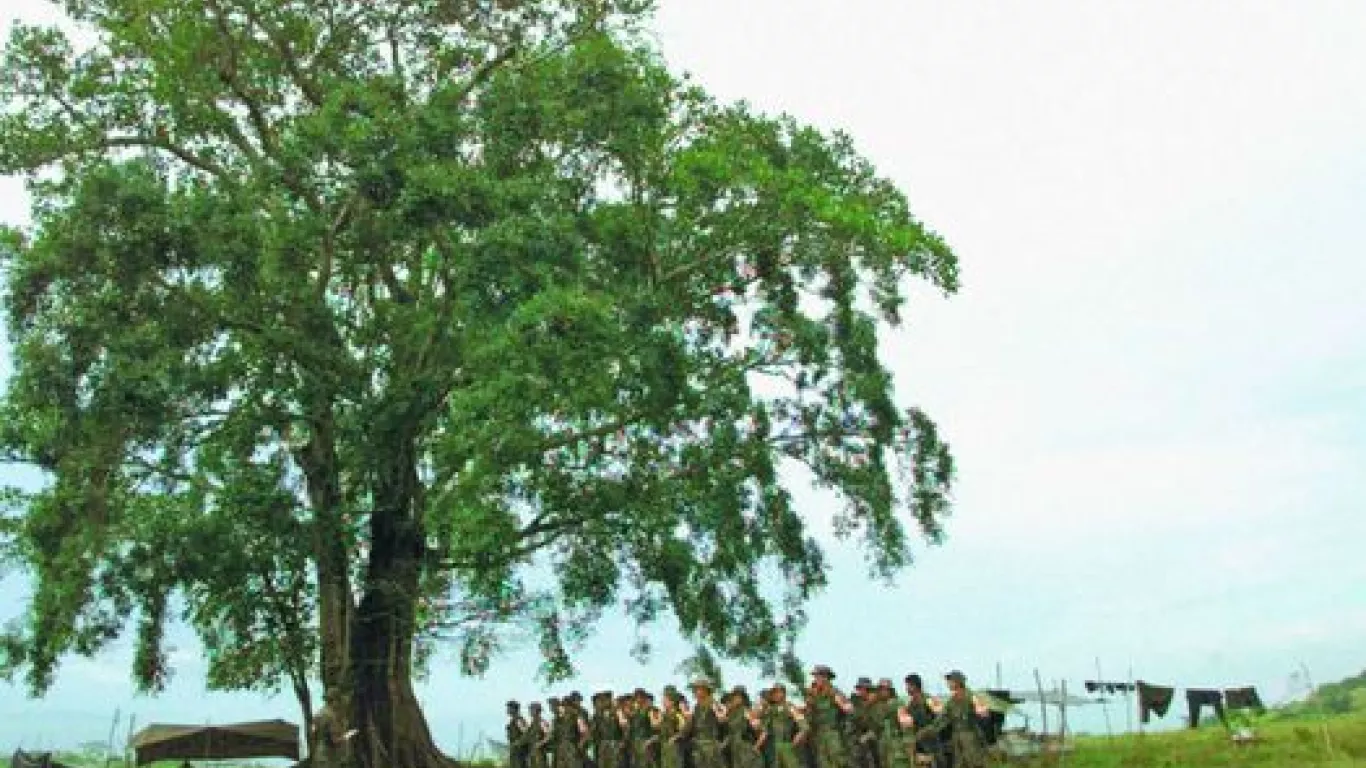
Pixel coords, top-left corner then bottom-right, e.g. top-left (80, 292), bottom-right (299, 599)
top-left (810, 664), bottom-right (836, 680)
top-left (593, 691), bottom-right (613, 702)
top-left (855, 677), bottom-right (873, 689)
top-left (529, 702), bottom-right (543, 712)
top-left (663, 684), bottom-right (682, 699)
top-left (728, 685), bottom-right (751, 706)
top-left (568, 691), bottom-right (583, 702)
top-left (945, 670), bottom-right (966, 685)
top-left (877, 678), bottom-right (894, 691)
top-left (548, 696), bottom-right (561, 706)
top-left (507, 700), bottom-right (521, 709)
top-left (633, 687), bottom-right (650, 698)
top-left (689, 677), bottom-right (715, 691)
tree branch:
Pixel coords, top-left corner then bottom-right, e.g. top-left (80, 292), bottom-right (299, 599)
top-left (231, 0), bottom-right (326, 107)
top-left (25, 135), bottom-right (233, 180)
top-left (204, 0), bottom-right (280, 157)
top-left (449, 43), bottom-right (521, 104)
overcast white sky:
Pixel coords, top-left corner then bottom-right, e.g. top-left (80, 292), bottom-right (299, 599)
top-left (3, 0), bottom-right (1365, 753)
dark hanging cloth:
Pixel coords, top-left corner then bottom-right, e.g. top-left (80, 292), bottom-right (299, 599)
top-left (1224, 687), bottom-right (1265, 714)
top-left (1186, 689), bottom-right (1226, 728)
top-left (980, 690), bottom-right (1015, 744)
top-left (1086, 681), bottom-right (1137, 695)
top-left (1136, 681), bottom-right (1175, 723)
top-left (985, 689), bottom-right (1024, 705)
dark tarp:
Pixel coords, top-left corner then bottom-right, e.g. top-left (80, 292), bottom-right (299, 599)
top-left (10, 750), bottom-right (73, 768)
top-left (130, 719), bottom-right (300, 765)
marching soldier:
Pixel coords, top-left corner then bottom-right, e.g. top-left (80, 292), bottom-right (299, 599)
top-left (900, 676), bottom-right (942, 768)
top-left (519, 702), bottom-right (552, 768)
top-left (848, 678), bottom-right (878, 768)
top-left (683, 678), bottom-right (727, 768)
top-left (912, 672), bottom-right (988, 768)
top-left (556, 693), bottom-right (591, 768)
top-left (509, 701), bottom-right (530, 768)
top-left (548, 698), bottom-right (564, 768)
top-left (657, 686), bottom-right (687, 768)
top-left (806, 665), bottom-right (853, 768)
top-left (592, 691), bottom-right (628, 768)
top-left (724, 686), bottom-right (764, 768)
top-left (760, 684), bottom-right (809, 768)
top-left (872, 681), bottom-right (908, 768)
top-left (629, 688), bottom-right (657, 768)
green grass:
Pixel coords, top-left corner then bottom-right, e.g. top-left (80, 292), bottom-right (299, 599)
top-left (18, 716), bottom-right (1365, 768)
top-left (1053, 712), bottom-right (1366, 767)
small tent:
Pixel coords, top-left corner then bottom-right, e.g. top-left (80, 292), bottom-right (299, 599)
top-left (129, 719), bottom-right (300, 765)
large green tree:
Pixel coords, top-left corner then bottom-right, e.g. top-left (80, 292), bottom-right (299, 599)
top-left (0, 1), bottom-right (959, 766)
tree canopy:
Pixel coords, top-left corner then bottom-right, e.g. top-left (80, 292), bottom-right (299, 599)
top-left (0, 1), bottom-right (958, 765)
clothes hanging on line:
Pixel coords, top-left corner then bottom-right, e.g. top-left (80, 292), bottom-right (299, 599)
top-left (983, 689), bottom-right (1025, 705)
top-left (1186, 689), bottom-right (1226, 728)
top-left (1223, 687), bottom-right (1265, 714)
top-left (1084, 681), bottom-right (1136, 694)
top-left (1136, 681), bottom-right (1175, 723)
top-left (979, 689), bottom-right (1016, 745)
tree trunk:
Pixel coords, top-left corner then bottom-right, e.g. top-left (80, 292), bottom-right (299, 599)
top-left (298, 416), bottom-right (359, 766)
top-left (343, 439), bottom-right (455, 768)
top-left (292, 672), bottom-right (315, 751)
top-left (299, 417), bottom-right (354, 690)
top-left (349, 613), bottom-right (454, 768)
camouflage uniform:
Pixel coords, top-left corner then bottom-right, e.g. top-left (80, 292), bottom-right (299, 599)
top-left (629, 694), bottom-right (657, 768)
top-left (520, 711), bottom-right (551, 768)
top-left (593, 695), bottom-right (627, 768)
top-left (547, 699), bottom-right (563, 768)
top-left (761, 694), bottom-right (809, 768)
top-left (657, 695), bottom-right (686, 768)
top-left (555, 697), bottom-right (589, 768)
top-left (848, 683), bottom-right (877, 768)
top-left (805, 677), bottom-right (850, 768)
top-left (900, 688), bottom-right (941, 768)
top-left (872, 686), bottom-right (908, 768)
top-left (684, 680), bottom-right (726, 768)
top-left (724, 691), bottom-right (763, 768)
top-left (509, 702), bottom-right (530, 768)
top-left (913, 686), bottom-right (986, 768)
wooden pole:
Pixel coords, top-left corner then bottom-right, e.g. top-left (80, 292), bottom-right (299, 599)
top-left (1059, 679), bottom-right (1070, 768)
top-left (1059, 679), bottom-right (1070, 739)
top-left (1128, 665), bottom-right (1139, 735)
top-left (1034, 668), bottom-right (1049, 738)
top-left (104, 708), bottom-right (121, 768)
top-left (126, 714), bottom-right (138, 767)
top-left (1095, 658), bottom-right (1113, 738)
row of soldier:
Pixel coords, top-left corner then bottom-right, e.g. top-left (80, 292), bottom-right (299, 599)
top-left (505, 666), bottom-right (999, 768)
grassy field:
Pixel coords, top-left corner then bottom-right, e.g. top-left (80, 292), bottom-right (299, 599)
top-left (1043, 712), bottom-right (1366, 767)
top-left (18, 714), bottom-right (1365, 768)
